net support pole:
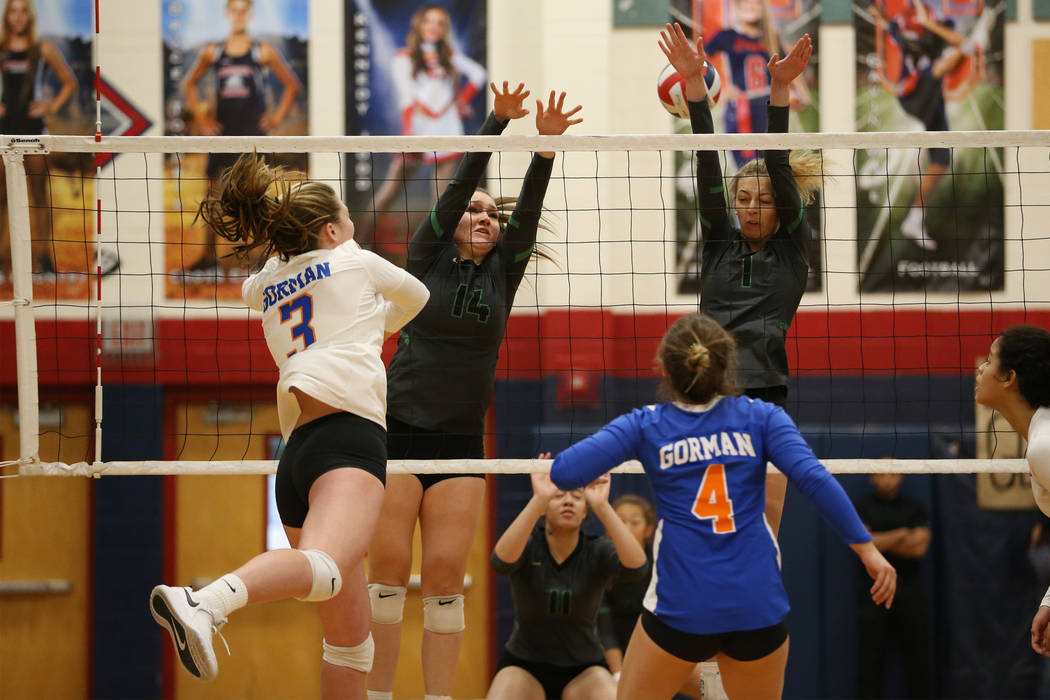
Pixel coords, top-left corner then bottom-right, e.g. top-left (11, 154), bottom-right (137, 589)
top-left (2, 148), bottom-right (40, 464)
top-left (92, 0), bottom-right (103, 466)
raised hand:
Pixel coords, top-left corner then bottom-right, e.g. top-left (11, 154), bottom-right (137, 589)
top-left (535, 91), bottom-right (583, 136)
top-left (768, 33), bottom-right (813, 87)
top-left (531, 452), bottom-right (560, 504)
top-left (658, 22), bottom-right (707, 79)
top-left (490, 81), bottom-right (531, 123)
top-left (583, 473), bottom-right (611, 509)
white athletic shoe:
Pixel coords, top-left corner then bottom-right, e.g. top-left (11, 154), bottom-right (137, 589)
top-left (900, 207), bottom-right (937, 251)
top-left (149, 585), bottom-right (228, 681)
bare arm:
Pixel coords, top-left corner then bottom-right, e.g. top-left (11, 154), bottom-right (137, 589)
top-left (184, 45), bottom-right (219, 135)
top-left (36, 42), bottom-right (77, 117)
top-left (493, 469), bottom-right (558, 567)
top-left (912, 0), bottom-right (966, 46)
top-left (869, 527), bottom-right (908, 553)
top-left (259, 42), bottom-right (301, 131)
top-left (588, 482), bottom-right (648, 570)
top-left (492, 497), bottom-right (547, 566)
top-left (887, 526), bottom-right (931, 559)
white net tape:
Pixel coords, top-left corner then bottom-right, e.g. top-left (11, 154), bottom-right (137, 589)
top-left (4, 130), bottom-right (1049, 153)
top-left (18, 458), bottom-right (1030, 477)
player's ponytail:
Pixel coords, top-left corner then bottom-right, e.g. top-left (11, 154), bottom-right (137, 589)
top-left (196, 153), bottom-right (343, 263)
top-left (728, 152), bottom-right (826, 206)
top-left (657, 313), bottom-right (738, 404)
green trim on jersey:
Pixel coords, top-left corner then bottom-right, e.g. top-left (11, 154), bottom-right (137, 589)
top-left (513, 245), bottom-right (535, 263)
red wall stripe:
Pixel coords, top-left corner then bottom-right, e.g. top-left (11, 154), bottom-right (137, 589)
top-left (6, 309), bottom-right (1050, 387)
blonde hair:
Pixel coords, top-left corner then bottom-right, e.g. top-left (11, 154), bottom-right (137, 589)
top-left (657, 314), bottom-right (738, 404)
top-left (727, 151), bottom-right (825, 207)
top-left (196, 153), bottom-right (343, 263)
top-left (1, 0), bottom-right (38, 47)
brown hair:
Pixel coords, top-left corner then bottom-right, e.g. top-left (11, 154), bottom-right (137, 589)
top-left (613, 494), bottom-right (657, 529)
top-left (1, 0), bottom-right (38, 47)
top-left (406, 4), bottom-right (455, 80)
top-left (657, 314), bottom-right (738, 404)
top-left (727, 152), bottom-right (825, 207)
top-left (196, 153), bottom-right (343, 262)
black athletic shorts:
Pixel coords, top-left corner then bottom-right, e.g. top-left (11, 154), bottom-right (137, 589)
top-left (496, 649), bottom-right (608, 699)
top-left (275, 412), bottom-right (386, 528)
top-left (641, 609), bottom-right (788, 663)
top-left (386, 414), bottom-right (484, 490)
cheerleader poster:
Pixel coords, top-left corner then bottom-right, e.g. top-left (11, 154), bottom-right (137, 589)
top-left (854, 0), bottom-right (1004, 292)
top-left (0, 0), bottom-right (98, 301)
top-left (345, 0), bottom-right (488, 267)
top-left (161, 0), bottom-right (309, 301)
top-left (670, 0), bottom-right (823, 296)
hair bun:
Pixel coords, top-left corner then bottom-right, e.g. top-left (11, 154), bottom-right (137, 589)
top-left (687, 341), bottom-right (711, 372)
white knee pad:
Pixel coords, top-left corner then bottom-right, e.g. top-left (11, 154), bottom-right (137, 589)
top-left (368, 583), bottom-right (407, 624)
top-left (422, 594), bottom-right (465, 634)
top-left (296, 549), bottom-right (342, 602)
top-left (322, 634), bottom-right (374, 673)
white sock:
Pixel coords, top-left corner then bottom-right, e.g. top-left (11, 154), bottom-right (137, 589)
top-left (195, 574), bottom-right (248, 618)
top-left (423, 695), bottom-right (451, 700)
top-left (366, 692), bottom-right (393, 700)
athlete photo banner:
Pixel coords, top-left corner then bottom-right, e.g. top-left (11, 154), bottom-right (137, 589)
top-left (345, 0), bottom-right (488, 267)
top-left (161, 0), bottom-right (309, 302)
top-left (670, 0), bottom-right (823, 296)
top-left (1, 0), bottom-right (98, 301)
top-left (854, 0), bottom-right (1004, 292)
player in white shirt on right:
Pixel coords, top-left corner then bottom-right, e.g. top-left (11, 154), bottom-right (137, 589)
top-left (148, 153), bottom-right (428, 699)
top-left (973, 324), bottom-right (1050, 657)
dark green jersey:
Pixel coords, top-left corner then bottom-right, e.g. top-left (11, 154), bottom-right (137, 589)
top-left (386, 112), bottom-right (554, 435)
top-left (492, 525), bottom-right (647, 667)
top-left (690, 100), bottom-right (811, 390)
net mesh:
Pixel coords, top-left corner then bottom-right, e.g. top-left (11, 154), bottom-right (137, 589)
top-left (0, 130), bottom-right (1047, 476)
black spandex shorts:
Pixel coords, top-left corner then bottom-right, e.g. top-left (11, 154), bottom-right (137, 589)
top-left (275, 412), bottom-right (386, 528)
top-left (496, 650), bottom-right (608, 699)
top-left (641, 609), bottom-right (788, 663)
top-left (386, 414), bottom-right (484, 490)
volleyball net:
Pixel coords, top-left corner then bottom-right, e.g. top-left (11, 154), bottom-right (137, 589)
top-left (1, 130), bottom-right (1047, 478)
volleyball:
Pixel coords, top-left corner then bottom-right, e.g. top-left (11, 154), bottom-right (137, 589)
top-left (657, 61), bottom-right (722, 118)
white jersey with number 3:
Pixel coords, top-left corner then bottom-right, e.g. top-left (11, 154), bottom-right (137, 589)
top-left (243, 241), bottom-right (429, 439)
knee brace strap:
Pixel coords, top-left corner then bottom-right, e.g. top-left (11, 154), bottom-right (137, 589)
top-left (322, 634), bottom-right (374, 673)
top-left (296, 549), bottom-right (342, 602)
top-left (422, 594), bottom-right (465, 634)
top-left (368, 583), bottom-right (407, 624)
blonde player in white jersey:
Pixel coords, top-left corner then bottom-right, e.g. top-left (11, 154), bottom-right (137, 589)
top-left (973, 324), bottom-right (1050, 656)
top-left (148, 153), bottom-right (429, 699)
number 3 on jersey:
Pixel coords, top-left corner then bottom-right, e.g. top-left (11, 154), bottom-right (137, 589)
top-left (692, 464), bottom-right (736, 534)
top-left (280, 294), bottom-right (316, 357)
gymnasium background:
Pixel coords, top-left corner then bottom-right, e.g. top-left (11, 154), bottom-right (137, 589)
top-left (2, 0), bottom-right (1050, 698)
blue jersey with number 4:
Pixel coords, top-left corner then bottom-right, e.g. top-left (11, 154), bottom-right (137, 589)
top-left (550, 395), bottom-right (871, 634)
